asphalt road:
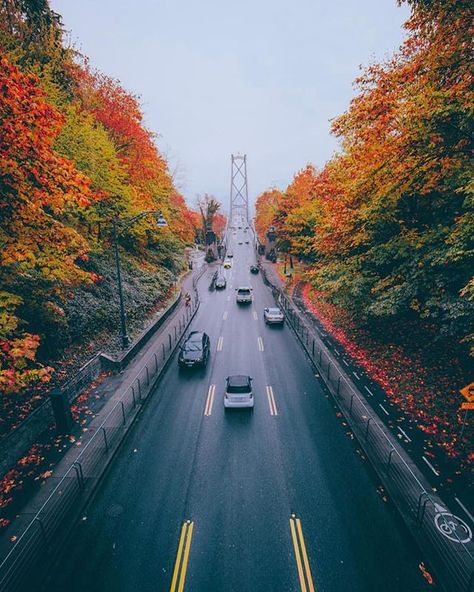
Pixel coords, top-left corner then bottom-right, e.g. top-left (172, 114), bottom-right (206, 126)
top-left (40, 226), bottom-right (432, 592)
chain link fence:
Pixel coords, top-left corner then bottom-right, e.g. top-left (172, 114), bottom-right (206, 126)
top-left (262, 269), bottom-right (474, 592)
top-left (0, 285), bottom-right (202, 592)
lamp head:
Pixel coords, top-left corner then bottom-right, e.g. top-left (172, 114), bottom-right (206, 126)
top-left (155, 211), bottom-right (168, 228)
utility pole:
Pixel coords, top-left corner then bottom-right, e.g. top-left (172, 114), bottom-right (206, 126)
top-left (229, 154), bottom-right (249, 223)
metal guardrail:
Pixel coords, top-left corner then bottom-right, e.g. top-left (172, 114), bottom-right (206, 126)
top-left (260, 267), bottom-right (474, 592)
top-left (0, 287), bottom-right (202, 592)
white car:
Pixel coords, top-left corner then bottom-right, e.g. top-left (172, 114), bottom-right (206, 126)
top-left (224, 375), bottom-right (254, 409)
top-left (236, 286), bottom-right (252, 304)
top-left (264, 307), bottom-right (285, 324)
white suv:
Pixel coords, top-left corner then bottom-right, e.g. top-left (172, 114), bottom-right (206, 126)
top-left (236, 286), bottom-right (252, 304)
top-left (224, 375), bottom-right (254, 409)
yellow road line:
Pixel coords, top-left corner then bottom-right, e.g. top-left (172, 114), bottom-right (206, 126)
top-left (257, 336), bottom-right (264, 352)
top-left (170, 520), bottom-right (194, 592)
top-left (290, 515), bottom-right (316, 592)
top-left (290, 517), bottom-right (307, 592)
top-left (295, 518), bottom-right (315, 592)
top-left (204, 384), bottom-right (216, 416)
top-left (178, 521), bottom-right (193, 592)
top-left (266, 386), bottom-right (278, 416)
top-left (223, 311), bottom-right (228, 320)
top-left (217, 336), bottom-right (224, 352)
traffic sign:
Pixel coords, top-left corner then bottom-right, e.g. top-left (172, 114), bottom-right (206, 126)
top-left (460, 402), bottom-right (474, 410)
top-left (460, 382), bottom-right (474, 402)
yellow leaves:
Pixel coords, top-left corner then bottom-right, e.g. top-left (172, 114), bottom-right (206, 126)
top-left (0, 292), bottom-right (23, 337)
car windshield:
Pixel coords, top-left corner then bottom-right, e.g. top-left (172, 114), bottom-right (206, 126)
top-left (238, 289), bottom-right (251, 295)
top-left (185, 342), bottom-right (202, 352)
top-left (268, 308), bottom-right (281, 314)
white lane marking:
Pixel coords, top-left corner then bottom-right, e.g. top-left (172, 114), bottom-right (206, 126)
top-left (223, 311), bottom-right (228, 320)
top-left (217, 336), bottom-right (224, 352)
top-left (266, 386), bottom-right (278, 416)
top-left (334, 350), bottom-right (340, 357)
top-left (379, 404), bottom-right (389, 416)
top-left (204, 384), bottom-right (216, 416)
top-left (253, 311), bottom-right (258, 320)
top-left (226, 295), bottom-right (230, 301)
top-left (422, 456), bottom-right (440, 476)
top-left (364, 386), bottom-right (375, 397)
top-left (352, 371), bottom-right (360, 380)
top-left (342, 359), bottom-right (350, 367)
top-left (455, 497), bottom-right (474, 525)
top-left (397, 427), bottom-right (412, 442)
top-left (257, 336), bottom-right (264, 352)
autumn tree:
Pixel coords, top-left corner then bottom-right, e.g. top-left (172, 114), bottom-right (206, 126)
top-left (254, 189), bottom-right (282, 243)
top-left (0, 56), bottom-right (99, 392)
top-left (255, 0), bottom-right (473, 353)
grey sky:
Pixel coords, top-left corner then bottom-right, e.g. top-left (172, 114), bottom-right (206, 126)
top-left (51, 0), bottom-right (410, 212)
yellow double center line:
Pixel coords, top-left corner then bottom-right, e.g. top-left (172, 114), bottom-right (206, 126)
top-left (257, 336), bottom-right (264, 351)
top-left (290, 515), bottom-right (316, 592)
top-left (170, 520), bottom-right (194, 592)
top-left (204, 384), bottom-right (216, 416)
top-left (266, 385), bottom-right (278, 416)
top-left (217, 336), bottom-right (224, 351)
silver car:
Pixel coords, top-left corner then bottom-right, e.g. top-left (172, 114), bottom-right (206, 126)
top-left (224, 375), bottom-right (254, 409)
top-left (236, 286), bottom-right (253, 304)
top-left (263, 307), bottom-right (285, 324)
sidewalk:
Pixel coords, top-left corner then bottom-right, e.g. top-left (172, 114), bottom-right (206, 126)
top-left (0, 256), bottom-right (205, 560)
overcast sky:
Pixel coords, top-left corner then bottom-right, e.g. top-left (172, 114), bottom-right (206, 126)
top-left (51, 0), bottom-right (410, 212)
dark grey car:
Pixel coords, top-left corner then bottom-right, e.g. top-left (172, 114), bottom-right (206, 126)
top-left (178, 331), bottom-right (210, 368)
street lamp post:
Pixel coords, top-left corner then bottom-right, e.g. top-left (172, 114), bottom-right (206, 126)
top-left (112, 210), bottom-right (168, 350)
top-left (112, 218), bottom-right (130, 349)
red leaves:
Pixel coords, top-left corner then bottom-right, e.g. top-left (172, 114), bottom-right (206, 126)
top-left (301, 283), bottom-right (472, 467)
top-left (419, 563), bottom-right (434, 585)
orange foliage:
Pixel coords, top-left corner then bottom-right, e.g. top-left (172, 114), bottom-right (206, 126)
top-left (255, 189), bottom-right (282, 243)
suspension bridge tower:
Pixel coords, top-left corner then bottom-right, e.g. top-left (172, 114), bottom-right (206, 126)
top-left (229, 154), bottom-right (249, 223)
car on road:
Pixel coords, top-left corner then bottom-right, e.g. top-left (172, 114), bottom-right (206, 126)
top-left (263, 307), bottom-right (285, 325)
top-left (223, 259), bottom-right (232, 269)
top-left (245, 240), bottom-right (249, 244)
top-left (178, 331), bottom-right (210, 368)
top-left (250, 265), bottom-right (259, 274)
top-left (236, 286), bottom-right (253, 304)
top-left (227, 253), bottom-right (233, 258)
top-left (215, 276), bottom-right (226, 289)
top-left (224, 375), bottom-right (254, 409)
top-left (238, 241), bottom-right (243, 245)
